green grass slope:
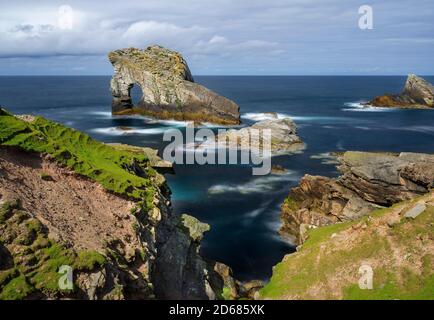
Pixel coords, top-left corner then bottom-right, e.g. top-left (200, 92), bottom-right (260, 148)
top-left (260, 193), bottom-right (434, 300)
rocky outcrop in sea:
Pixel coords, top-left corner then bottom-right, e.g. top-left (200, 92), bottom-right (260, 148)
top-left (211, 115), bottom-right (305, 155)
top-left (280, 151), bottom-right (434, 244)
top-left (109, 45), bottom-right (240, 125)
top-left (0, 108), bottom-right (238, 300)
top-left (368, 74), bottom-right (434, 108)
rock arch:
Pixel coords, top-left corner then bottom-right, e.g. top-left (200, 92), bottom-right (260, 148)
top-left (109, 46), bottom-right (240, 124)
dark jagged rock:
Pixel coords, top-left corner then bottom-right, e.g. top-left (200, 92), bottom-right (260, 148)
top-left (368, 74), bottom-right (434, 108)
top-left (109, 46), bottom-right (240, 125)
top-left (280, 151), bottom-right (434, 244)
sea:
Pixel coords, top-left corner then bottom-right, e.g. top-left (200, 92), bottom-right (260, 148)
top-left (1, 75), bottom-right (433, 281)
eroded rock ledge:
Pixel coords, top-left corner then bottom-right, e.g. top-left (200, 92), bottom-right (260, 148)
top-left (280, 151), bottom-right (434, 245)
top-left (368, 74), bottom-right (434, 108)
top-left (109, 46), bottom-right (240, 125)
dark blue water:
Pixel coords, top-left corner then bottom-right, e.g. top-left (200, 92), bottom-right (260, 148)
top-left (1, 76), bottom-right (434, 281)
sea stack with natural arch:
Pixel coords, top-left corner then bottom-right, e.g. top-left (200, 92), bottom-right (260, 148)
top-left (108, 45), bottom-right (240, 125)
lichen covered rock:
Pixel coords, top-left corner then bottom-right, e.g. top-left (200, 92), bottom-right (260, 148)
top-left (109, 46), bottom-right (240, 124)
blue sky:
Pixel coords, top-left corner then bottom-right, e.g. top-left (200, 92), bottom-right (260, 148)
top-left (0, 0), bottom-right (432, 75)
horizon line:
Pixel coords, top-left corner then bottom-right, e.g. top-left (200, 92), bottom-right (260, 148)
top-left (0, 74), bottom-right (433, 77)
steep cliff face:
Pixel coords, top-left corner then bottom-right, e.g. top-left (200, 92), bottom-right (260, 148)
top-left (280, 151), bottom-right (434, 245)
top-left (0, 108), bottom-right (232, 300)
top-left (261, 192), bottom-right (434, 300)
top-left (109, 46), bottom-right (240, 125)
top-left (369, 74), bottom-right (434, 108)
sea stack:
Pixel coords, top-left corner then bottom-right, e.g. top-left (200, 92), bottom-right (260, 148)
top-left (368, 74), bottom-right (434, 108)
top-left (108, 45), bottom-right (240, 125)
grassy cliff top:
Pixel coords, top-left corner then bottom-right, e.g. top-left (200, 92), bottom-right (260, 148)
top-left (260, 192), bottom-right (434, 300)
top-left (0, 108), bottom-right (156, 204)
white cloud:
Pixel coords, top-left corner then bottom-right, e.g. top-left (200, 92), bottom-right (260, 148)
top-left (208, 35), bottom-right (228, 45)
top-left (122, 20), bottom-right (208, 48)
top-left (0, 11), bottom-right (280, 67)
top-left (0, 0), bottom-right (432, 75)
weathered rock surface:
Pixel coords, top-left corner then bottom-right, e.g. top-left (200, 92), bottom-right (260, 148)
top-left (107, 143), bottom-right (174, 174)
top-left (368, 74), bottom-right (434, 108)
top-left (109, 46), bottom-right (240, 124)
top-left (261, 192), bottom-right (434, 300)
top-left (280, 151), bottom-right (434, 244)
top-left (211, 117), bottom-right (305, 155)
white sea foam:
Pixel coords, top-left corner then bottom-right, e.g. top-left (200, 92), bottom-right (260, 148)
top-left (310, 152), bottom-right (339, 165)
top-left (342, 102), bottom-right (394, 112)
top-left (354, 126), bottom-right (373, 130)
top-left (158, 119), bottom-right (189, 126)
top-left (265, 220), bottom-right (282, 233)
top-left (208, 172), bottom-right (298, 195)
top-left (244, 207), bottom-right (266, 218)
top-left (91, 126), bottom-right (175, 136)
top-left (87, 111), bottom-right (113, 118)
top-left (242, 112), bottom-right (345, 123)
top-left (406, 126), bottom-right (434, 134)
top-left (244, 199), bottom-right (274, 219)
top-left (88, 111), bottom-right (150, 120)
top-left (388, 125), bottom-right (434, 134)
top-left (241, 112), bottom-right (296, 121)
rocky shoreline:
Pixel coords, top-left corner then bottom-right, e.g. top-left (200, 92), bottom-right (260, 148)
top-left (280, 151), bottom-right (434, 245)
top-left (257, 150), bottom-right (434, 299)
top-left (368, 74), bottom-right (434, 109)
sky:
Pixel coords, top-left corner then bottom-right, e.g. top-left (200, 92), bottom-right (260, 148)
top-left (0, 0), bottom-right (433, 75)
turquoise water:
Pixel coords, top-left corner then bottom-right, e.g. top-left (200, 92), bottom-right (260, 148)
top-left (1, 75), bottom-right (434, 280)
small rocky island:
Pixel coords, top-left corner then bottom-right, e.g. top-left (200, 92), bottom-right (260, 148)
top-left (211, 114), bottom-right (305, 155)
top-left (368, 74), bottom-right (434, 108)
top-left (109, 46), bottom-right (240, 125)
